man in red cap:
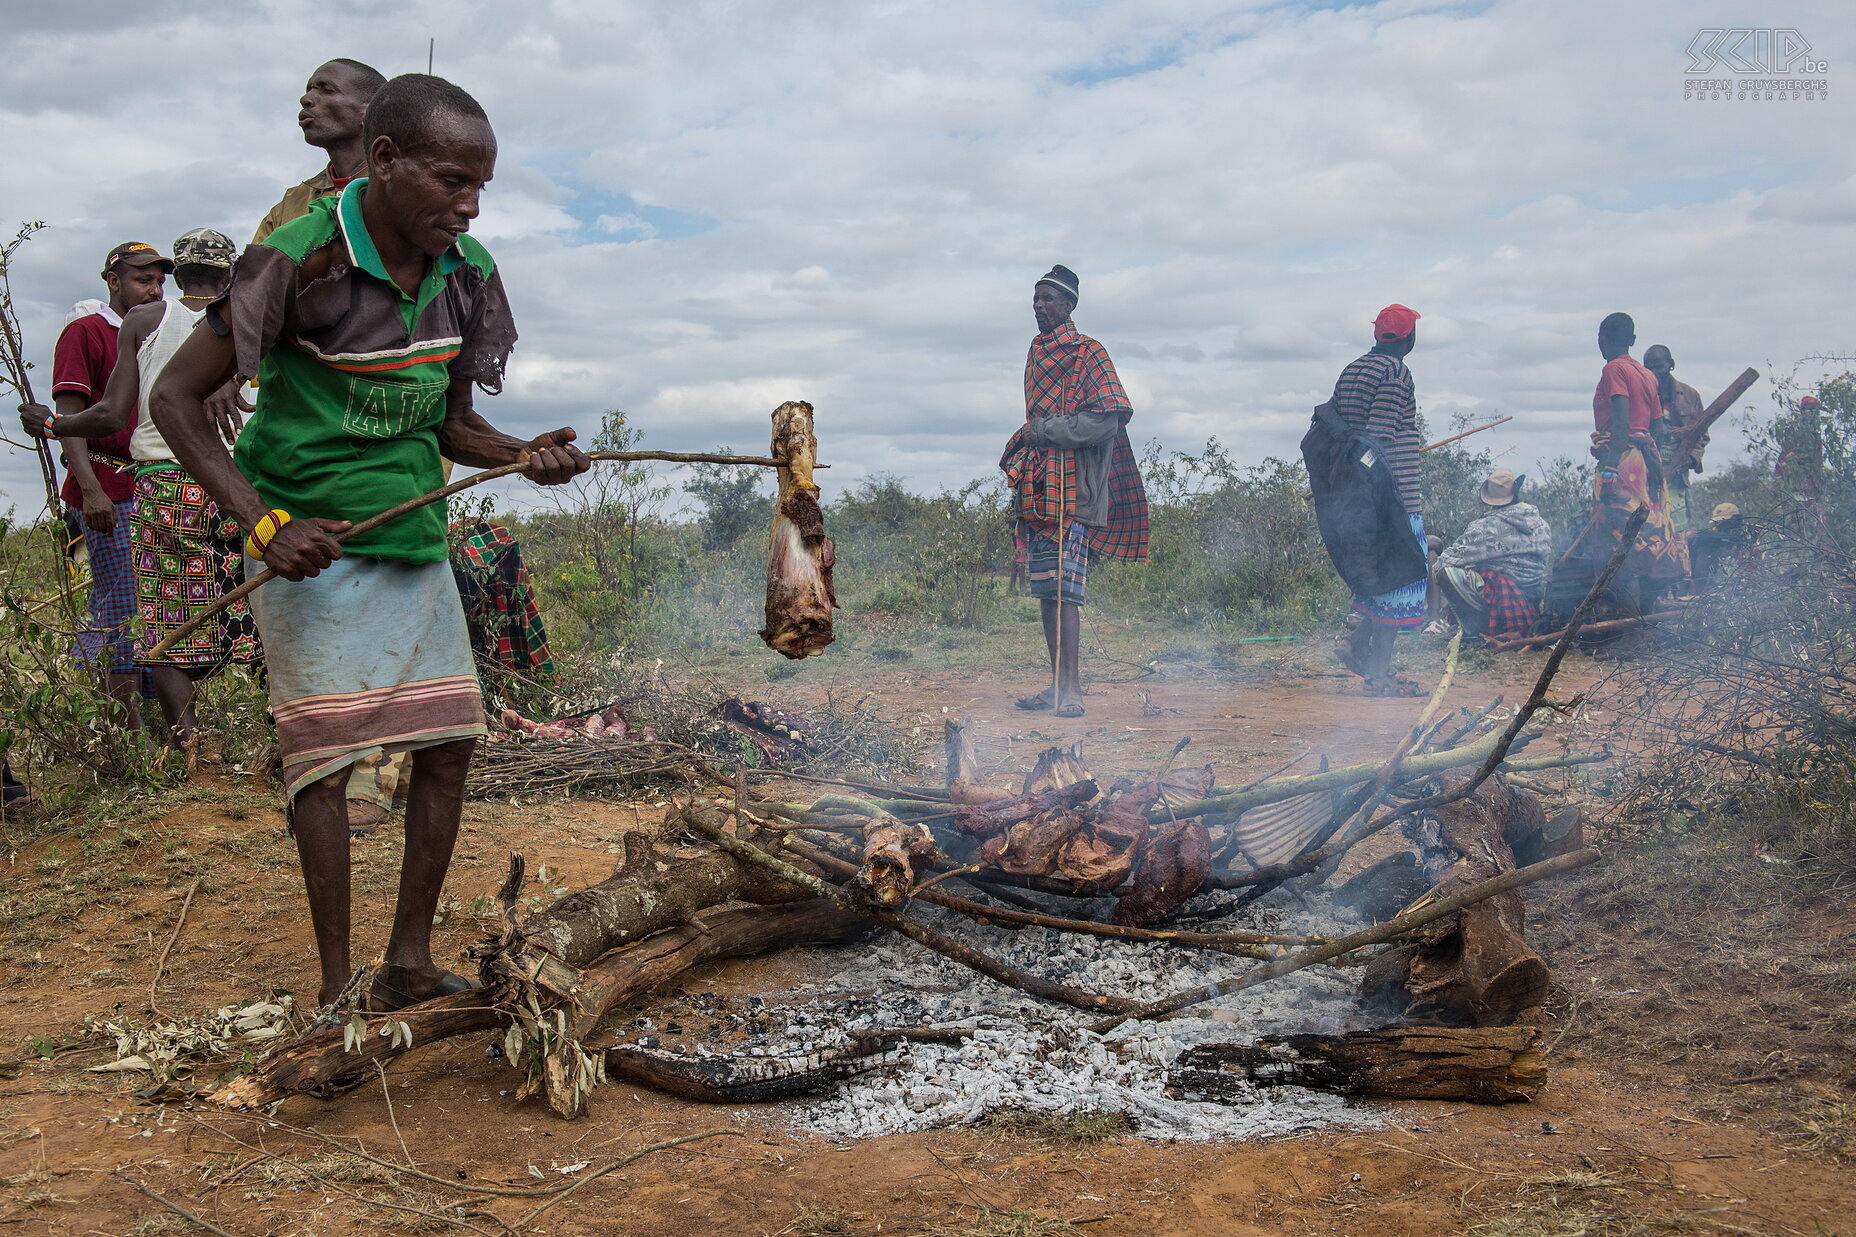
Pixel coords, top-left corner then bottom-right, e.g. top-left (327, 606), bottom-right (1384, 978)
top-left (47, 241), bottom-right (172, 729)
top-left (1324, 303), bottom-right (1427, 695)
top-left (1776, 393), bottom-right (1826, 498)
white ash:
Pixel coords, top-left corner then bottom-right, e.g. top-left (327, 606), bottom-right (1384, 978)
top-left (670, 888), bottom-right (1385, 1142)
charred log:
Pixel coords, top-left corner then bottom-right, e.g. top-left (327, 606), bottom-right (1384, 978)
top-left (604, 1027), bottom-right (970, 1104)
top-left (1169, 1025), bottom-right (1545, 1104)
top-left (1356, 776), bottom-right (1550, 1026)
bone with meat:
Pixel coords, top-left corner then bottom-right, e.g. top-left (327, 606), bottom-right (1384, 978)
top-left (759, 400), bottom-right (837, 659)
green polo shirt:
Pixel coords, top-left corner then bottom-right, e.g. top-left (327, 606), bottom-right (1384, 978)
top-left (222, 179), bottom-right (515, 562)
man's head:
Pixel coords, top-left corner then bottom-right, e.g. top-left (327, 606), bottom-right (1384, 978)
top-left (363, 74), bottom-right (497, 258)
top-left (1479, 467), bottom-right (1525, 507)
top-left (1033, 265), bottom-right (1079, 334)
top-left (1372, 303), bottom-right (1420, 356)
top-left (1643, 344), bottom-right (1676, 403)
top-left (299, 59), bottom-right (386, 156)
top-left (101, 242), bottom-right (171, 311)
top-left (1598, 312), bottom-right (1635, 360)
top-left (171, 228), bottom-right (236, 298)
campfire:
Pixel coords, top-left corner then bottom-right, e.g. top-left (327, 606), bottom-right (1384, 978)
top-left (206, 633), bottom-right (1600, 1131)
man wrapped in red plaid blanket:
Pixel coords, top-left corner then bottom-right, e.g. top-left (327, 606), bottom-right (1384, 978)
top-left (999, 265), bottom-right (1148, 718)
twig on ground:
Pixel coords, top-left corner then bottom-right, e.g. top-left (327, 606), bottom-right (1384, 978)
top-left (112, 1168), bottom-right (248, 1237)
top-left (149, 877), bottom-right (201, 1018)
top-left (378, 1062), bottom-right (416, 1170)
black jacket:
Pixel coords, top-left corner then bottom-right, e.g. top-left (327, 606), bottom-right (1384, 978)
top-left (1301, 400), bottom-right (1427, 596)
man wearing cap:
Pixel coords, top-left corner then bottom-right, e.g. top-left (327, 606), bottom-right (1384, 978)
top-left (1686, 503), bottom-right (1752, 595)
top-left (1643, 344), bottom-right (1707, 486)
top-left (21, 231), bottom-right (258, 743)
top-left (1328, 304), bottom-right (1427, 695)
top-left (45, 242), bottom-right (171, 727)
top-left (1000, 265), bottom-right (1148, 718)
top-left (1434, 468), bottom-right (1552, 641)
top-left (1776, 394), bottom-right (1826, 499)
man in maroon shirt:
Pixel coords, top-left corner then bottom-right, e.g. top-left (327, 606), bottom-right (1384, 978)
top-left (49, 241), bottom-right (170, 725)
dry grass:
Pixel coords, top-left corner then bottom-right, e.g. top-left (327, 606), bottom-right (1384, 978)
top-left (975, 1107), bottom-right (1135, 1145)
top-left (1785, 1102), bottom-right (1856, 1161)
top-left (924, 1206), bottom-right (1080, 1237)
top-left (782, 1201), bottom-right (866, 1234)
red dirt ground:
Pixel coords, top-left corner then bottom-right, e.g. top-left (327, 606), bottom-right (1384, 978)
top-left (0, 644), bottom-right (1850, 1235)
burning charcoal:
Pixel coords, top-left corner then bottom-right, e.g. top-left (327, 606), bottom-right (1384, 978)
top-left (1114, 820), bottom-right (1213, 927)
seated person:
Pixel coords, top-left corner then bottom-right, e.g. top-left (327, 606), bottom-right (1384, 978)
top-left (1434, 468), bottom-right (1552, 640)
top-left (1686, 502), bottom-right (1755, 594)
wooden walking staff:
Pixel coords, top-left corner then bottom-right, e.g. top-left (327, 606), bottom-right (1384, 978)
top-left (0, 224), bottom-right (66, 532)
top-left (144, 443), bottom-right (808, 661)
top-left (1421, 415), bottom-right (1512, 453)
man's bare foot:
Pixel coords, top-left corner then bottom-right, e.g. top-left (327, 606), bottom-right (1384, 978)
top-left (1015, 687), bottom-right (1056, 710)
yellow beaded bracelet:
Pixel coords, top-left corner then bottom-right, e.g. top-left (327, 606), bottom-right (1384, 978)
top-left (244, 509), bottom-right (293, 562)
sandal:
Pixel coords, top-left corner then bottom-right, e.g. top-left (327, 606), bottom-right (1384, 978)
top-left (1015, 688), bottom-right (1056, 711)
top-left (1053, 702), bottom-right (1085, 719)
top-left (370, 964), bottom-right (480, 1012)
top-left (1364, 675), bottom-right (1426, 698)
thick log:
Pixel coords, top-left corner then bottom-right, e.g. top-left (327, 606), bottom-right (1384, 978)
top-left (212, 898), bottom-right (858, 1110)
top-left (519, 832), bottom-right (810, 968)
top-left (1356, 775), bottom-right (1549, 1026)
top-left (1169, 1025), bottom-right (1545, 1104)
top-left (605, 1027), bottom-right (970, 1104)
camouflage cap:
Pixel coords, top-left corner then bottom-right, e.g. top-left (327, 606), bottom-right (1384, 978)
top-left (172, 228), bottom-right (236, 269)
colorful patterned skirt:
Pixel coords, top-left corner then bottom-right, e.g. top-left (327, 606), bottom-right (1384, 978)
top-left (1352, 513), bottom-right (1428, 629)
top-left (72, 500), bottom-right (139, 674)
top-left (1025, 519), bottom-right (1091, 606)
top-left (132, 464), bottom-right (262, 671)
top-left (249, 554), bottom-right (485, 799)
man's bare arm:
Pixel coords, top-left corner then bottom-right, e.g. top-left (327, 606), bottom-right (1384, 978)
top-left (436, 378), bottom-right (589, 485)
top-left (20, 306), bottom-right (158, 442)
top-left (150, 326), bottom-right (349, 581)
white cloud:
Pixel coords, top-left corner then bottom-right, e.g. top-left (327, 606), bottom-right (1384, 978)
top-left (1, 0), bottom-right (1850, 526)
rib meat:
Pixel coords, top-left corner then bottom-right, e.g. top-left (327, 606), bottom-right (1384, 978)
top-left (759, 401), bottom-right (837, 659)
top-left (1114, 819), bottom-right (1213, 926)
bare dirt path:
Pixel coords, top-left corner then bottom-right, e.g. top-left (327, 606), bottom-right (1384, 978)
top-left (0, 638), bottom-right (1849, 1236)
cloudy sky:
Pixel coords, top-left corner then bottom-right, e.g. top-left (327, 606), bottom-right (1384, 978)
top-left (1, 0), bottom-right (1848, 516)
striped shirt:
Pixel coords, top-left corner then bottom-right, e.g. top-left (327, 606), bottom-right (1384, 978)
top-left (1331, 350), bottom-right (1421, 515)
top-left (214, 179), bottom-right (517, 562)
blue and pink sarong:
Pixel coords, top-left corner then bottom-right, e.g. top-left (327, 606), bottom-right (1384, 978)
top-left (248, 554), bottom-right (485, 798)
top-left (1351, 513), bottom-right (1428, 629)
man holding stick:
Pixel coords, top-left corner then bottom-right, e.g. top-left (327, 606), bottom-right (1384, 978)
top-left (152, 74), bottom-right (590, 1009)
top-left (1000, 266), bottom-right (1148, 718)
top-left (20, 230), bottom-right (258, 745)
top-left (48, 242), bottom-right (172, 730)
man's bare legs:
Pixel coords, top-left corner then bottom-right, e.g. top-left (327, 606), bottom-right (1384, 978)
top-left (381, 738), bottom-right (471, 995)
top-left (290, 768), bottom-right (353, 1007)
top-left (101, 671), bottom-right (144, 732)
top-left (146, 666), bottom-right (197, 744)
top-left (1016, 599), bottom-right (1083, 715)
top-left (290, 737), bottom-right (473, 1007)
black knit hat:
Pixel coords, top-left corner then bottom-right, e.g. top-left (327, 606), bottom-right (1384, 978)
top-left (1036, 265), bottom-right (1079, 303)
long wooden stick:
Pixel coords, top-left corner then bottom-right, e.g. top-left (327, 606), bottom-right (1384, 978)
top-left (0, 225), bottom-right (64, 526)
top-left (1485, 609), bottom-right (1681, 653)
top-left (145, 448), bottom-right (795, 659)
top-left (1671, 366), bottom-right (1759, 471)
top-left (1421, 415), bottom-right (1512, 453)
top-left (1089, 848), bottom-right (1601, 1033)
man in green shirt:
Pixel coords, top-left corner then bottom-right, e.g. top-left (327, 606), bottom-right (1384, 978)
top-left (153, 74), bottom-right (590, 1010)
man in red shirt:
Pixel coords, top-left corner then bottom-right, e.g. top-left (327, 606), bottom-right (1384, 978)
top-left (50, 242), bottom-right (170, 725)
